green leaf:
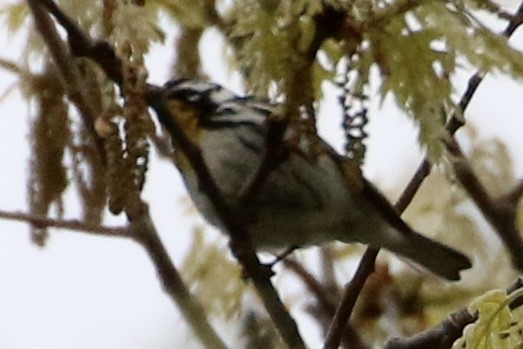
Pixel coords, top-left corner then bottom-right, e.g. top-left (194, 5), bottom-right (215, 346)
top-left (452, 289), bottom-right (523, 349)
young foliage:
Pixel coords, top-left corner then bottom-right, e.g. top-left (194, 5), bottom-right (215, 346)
top-left (181, 227), bottom-right (246, 319)
top-left (0, 2), bottom-right (28, 34)
top-left (226, 0), bottom-right (321, 96)
top-left (222, 0), bottom-right (523, 159)
top-left (452, 289), bottom-right (523, 349)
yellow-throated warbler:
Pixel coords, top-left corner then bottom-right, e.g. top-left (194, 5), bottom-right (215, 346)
top-left (153, 79), bottom-right (472, 281)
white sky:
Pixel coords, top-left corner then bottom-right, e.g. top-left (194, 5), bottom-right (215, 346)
top-left (1, 1), bottom-right (523, 348)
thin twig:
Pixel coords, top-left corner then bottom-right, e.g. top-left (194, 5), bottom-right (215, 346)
top-left (39, 0), bottom-right (124, 84)
top-left (0, 58), bottom-right (24, 75)
top-left (384, 308), bottom-right (476, 349)
top-left (445, 138), bottom-right (523, 270)
top-left (0, 210), bottom-right (127, 237)
top-left (323, 2), bottom-right (523, 348)
top-left (503, 1), bottom-right (523, 36)
top-left (323, 248), bottom-right (379, 349)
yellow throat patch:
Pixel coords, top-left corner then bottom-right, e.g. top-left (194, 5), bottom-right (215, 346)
top-left (166, 99), bottom-right (203, 142)
top-left (165, 99), bottom-right (203, 173)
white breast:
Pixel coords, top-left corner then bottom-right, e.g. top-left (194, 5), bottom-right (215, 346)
top-left (180, 123), bottom-right (376, 250)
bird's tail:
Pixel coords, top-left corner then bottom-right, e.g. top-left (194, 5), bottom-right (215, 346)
top-left (383, 230), bottom-right (472, 281)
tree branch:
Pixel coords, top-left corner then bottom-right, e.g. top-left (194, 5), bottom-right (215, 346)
top-left (445, 138), bottom-right (523, 270)
top-left (0, 210), bottom-right (127, 237)
top-left (25, 0), bottom-right (106, 166)
top-left (384, 308), bottom-right (476, 349)
top-left (323, 248), bottom-right (379, 349)
top-left (0, 58), bottom-right (24, 75)
top-left (39, 0), bottom-right (124, 85)
top-left (323, 2), bottom-right (523, 348)
top-left (383, 277), bottom-right (523, 349)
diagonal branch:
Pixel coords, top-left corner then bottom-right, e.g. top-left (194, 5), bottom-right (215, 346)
top-left (39, 0), bottom-right (124, 85)
top-left (445, 138), bottom-right (523, 270)
top-left (0, 210), bottom-right (127, 237)
top-left (323, 2), bottom-right (523, 348)
top-left (323, 248), bottom-right (379, 349)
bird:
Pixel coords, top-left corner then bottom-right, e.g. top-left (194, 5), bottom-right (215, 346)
top-left (151, 78), bottom-right (472, 281)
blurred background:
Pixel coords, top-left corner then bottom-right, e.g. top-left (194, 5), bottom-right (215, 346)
top-left (0, 0), bottom-right (523, 348)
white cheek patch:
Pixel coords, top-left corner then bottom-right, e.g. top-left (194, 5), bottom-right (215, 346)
top-left (178, 80), bottom-right (217, 93)
top-left (167, 80), bottom-right (239, 105)
top-left (209, 87), bottom-right (236, 104)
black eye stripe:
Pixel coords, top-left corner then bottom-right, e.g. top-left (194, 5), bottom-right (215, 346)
top-left (200, 119), bottom-right (266, 134)
top-left (163, 80), bottom-right (278, 129)
top-left (167, 88), bottom-right (207, 101)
